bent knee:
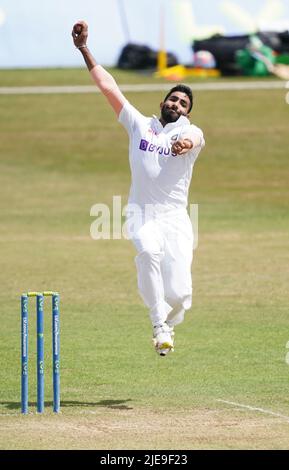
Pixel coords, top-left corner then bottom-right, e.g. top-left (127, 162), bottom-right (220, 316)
top-left (167, 292), bottom-right (192, 311)
top-left (135, 249), bottom-right (163, 266)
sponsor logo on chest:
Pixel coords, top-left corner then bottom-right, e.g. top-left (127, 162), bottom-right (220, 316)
top-left (139, 139), bottom-right (172, 155)
top-left (139, 131), bottom-right (179, 157)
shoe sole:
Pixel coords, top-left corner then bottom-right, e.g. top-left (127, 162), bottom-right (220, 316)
top-left (155, 341), bottom-right (174, 356)
top-left (152, 334), bottom-right (174, 356)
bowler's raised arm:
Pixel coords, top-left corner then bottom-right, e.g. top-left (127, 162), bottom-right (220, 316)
top-left (72, 21), bottom-right (126, 116)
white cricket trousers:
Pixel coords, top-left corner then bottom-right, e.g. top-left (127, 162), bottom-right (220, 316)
top-left (131, 209), bottom-right (194, 327)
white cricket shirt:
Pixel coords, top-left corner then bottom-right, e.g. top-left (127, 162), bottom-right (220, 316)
top-left (119, 100), bottom-right (205, 213)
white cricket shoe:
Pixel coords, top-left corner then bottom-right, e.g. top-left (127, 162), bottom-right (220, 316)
top-left (152, 323), bottom-right (174, 356)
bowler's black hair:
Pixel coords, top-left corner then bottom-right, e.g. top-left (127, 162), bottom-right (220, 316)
top-left (163, 84), bottom-right (193, 113)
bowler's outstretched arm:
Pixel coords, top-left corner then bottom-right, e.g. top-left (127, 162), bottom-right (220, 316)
top-left (72, 21), bottom-right (126, 117)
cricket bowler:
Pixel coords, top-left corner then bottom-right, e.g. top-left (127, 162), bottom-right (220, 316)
top-left (72, 21), bottom-right (205, 356)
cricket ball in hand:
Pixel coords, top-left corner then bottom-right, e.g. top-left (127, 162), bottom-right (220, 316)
top-left (74, 24), bottom-right (82, 35)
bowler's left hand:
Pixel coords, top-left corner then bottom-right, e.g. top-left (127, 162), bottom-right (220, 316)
top-left (171, 138), bottom-right (193, 156)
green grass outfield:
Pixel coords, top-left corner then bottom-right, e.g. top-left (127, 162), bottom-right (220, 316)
top-left (0, 68), bottom-right (289, 449)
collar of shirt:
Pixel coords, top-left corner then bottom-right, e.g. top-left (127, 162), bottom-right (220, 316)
top-left (151, 115), bottom-right (190, 134)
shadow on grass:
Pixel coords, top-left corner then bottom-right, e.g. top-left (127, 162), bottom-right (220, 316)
top-left (0, 399), bottom-right (133, 411)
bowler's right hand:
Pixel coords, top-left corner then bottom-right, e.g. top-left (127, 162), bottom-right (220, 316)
top-left (72, 21), bottom-right (88, 48)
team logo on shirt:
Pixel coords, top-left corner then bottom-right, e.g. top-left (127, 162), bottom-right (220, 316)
top-left (139, 139), bottom-right (173, 156)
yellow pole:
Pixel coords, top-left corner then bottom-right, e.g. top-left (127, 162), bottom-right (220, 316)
top-left (157, 2), bottom-right (167, 72)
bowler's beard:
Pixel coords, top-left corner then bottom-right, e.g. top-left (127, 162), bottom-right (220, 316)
top-left (161, 104), bottom-right (182, 124)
